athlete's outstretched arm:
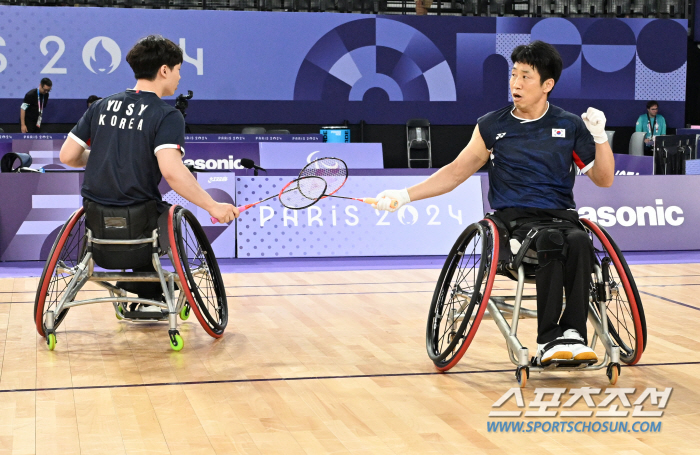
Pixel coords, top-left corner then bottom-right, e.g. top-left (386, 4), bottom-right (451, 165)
top-left (157, 148), bottom-right (239, 223)
top-left (59, 136), bottom-right (90, 168)
top-left (374, 125), bottom-right (490, 212)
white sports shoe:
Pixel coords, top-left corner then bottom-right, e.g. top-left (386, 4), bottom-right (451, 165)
top-left (537, 338), bottom-right (574, 365)
top-left (563, 329), bottom-right (598, 362)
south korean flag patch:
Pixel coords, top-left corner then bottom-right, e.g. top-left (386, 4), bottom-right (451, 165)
top-left (552, 128), bottom-right (566, 138)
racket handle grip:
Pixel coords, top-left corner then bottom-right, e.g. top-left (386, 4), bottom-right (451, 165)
top-left (363, 198), bottom-right (399, 209)
top-left (211, 204), bottom-right (249, 224)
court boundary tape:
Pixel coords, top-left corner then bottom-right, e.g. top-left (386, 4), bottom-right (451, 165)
top-left (1, 361), bottom-right (700, 394)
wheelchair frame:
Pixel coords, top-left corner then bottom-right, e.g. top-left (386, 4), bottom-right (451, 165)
top-left (427, 217), bottom-right (646, 387)
top-left (35, 205), bottom-right (227, 351)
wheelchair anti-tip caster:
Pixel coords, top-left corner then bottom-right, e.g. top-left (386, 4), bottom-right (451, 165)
top-left (115, 304), bottom-right (126, 320)
top-left (606, 362), bottom-right (621, 385)
top-left (169, 330), bottom-right (184, 351)
top-left (516, 366), bottom-right (529, 388)
top-left (44, 310), bottom-right (57, 351)
top-left (180, 304), bottom-right (190, 321)
top-left (46, 332), bottom-right (56, 351)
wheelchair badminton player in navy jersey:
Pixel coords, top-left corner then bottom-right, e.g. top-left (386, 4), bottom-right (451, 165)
top-left (34, 36), bottom-right (239, 351)
top-left (373, 41), bottom-right (642, 382)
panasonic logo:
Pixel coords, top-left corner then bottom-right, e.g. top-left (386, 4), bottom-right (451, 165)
top-left (578, 199), bottom-right (683, 227)
top-left (183, 155), bottom-right (245, 170)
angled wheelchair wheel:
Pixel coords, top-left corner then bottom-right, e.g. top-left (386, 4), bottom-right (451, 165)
top-left (34, 208), bottom-right (86, 337)
top-left (426, 219), bottom-right (499, 371)
top-left (169, 206), bottom-right (228, 338)
top-left (582, 218), bottom-right (646, 365)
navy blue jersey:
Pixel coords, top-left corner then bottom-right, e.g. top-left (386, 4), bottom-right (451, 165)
top-left (69, 89), bottom-right (185, 212)
top-left (477, 103), bottom-right (596, 211)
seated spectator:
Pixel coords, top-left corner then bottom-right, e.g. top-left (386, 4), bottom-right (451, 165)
top-left (415, 0), bottom-right (432, 14)
top-left (635, 101), bottom-right (666, 155)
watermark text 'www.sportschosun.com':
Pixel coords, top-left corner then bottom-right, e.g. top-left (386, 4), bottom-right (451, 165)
top-left (487, 420), bottom-right (662, 433)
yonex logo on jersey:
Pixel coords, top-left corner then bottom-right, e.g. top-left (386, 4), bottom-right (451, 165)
top-left (495, 133), bottom-right (507, 140)
top-left (552, 129), bottom-right (566, 138)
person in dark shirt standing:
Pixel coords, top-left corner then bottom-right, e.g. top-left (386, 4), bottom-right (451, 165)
top-left (20, 77), bottom-right (52, 133)
top-left (59, 35), bottom-right (238, 307)
top-left (373, 41), bottom-right (615, 366)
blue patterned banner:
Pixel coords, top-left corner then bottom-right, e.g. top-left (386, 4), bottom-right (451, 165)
top-left (0, 7), bottom-right (687, 126)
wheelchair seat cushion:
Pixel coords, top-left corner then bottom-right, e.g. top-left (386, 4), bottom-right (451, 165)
top-left (84, 200), bottom-right (160, 270)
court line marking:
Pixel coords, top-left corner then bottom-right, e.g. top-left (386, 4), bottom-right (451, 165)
top-left (0, 289), bottom-right (437, 304)
top-left (638, 290), bottom-right (700, 311)
top-left (0, 281), bottom-right (439, 294)
top-left (6, 286), bottom-right (700, 304)
top-left (0, 360), bottom-right (697, 395)
top-left (3, 273), bottom-right (700, 296)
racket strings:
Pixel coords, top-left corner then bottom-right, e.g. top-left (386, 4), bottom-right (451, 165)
top-left (279, 176), bottom-right (327, 209)
top-left (299, 158), bottom-right (348, 194)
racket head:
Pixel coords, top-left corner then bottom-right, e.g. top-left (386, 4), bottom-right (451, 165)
top-left (278, 176), bottom-right (327, 210)
top-left (298, 157), bottom-right (348, 196)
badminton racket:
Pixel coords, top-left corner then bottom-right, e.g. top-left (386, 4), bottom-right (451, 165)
top-left (298, 157), bottom-right (398, 209)
top-left (210, 176), bottom-right (326, 223)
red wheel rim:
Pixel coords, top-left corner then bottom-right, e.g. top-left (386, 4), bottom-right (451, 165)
top-left (436, 219), bottom-right (499, 371)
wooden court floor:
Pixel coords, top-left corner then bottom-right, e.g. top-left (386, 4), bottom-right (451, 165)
top-left (0, 263), bottom-right (699, 454)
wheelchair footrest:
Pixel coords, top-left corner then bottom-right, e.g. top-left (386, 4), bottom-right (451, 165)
top-left (123, 310), bottom-right (168, 321)
top-left (534, 358), bottom-right (597, 369)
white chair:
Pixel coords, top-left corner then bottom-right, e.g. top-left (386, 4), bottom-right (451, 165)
top-left (629, 132), bottom-right (646, 156)
top-left (605, 130), bottom-right (615, 148)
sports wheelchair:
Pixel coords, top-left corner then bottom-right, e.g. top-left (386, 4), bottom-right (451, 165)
top-left (426, 216), bottom-right (646, 386)
top-left (34, 202), bottom-right (228, 351)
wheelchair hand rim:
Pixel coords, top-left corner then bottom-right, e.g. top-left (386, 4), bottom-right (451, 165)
top-left (168, 205), bottom-right (227, 338)
top-left (581, 218), bottom-right (645, 365)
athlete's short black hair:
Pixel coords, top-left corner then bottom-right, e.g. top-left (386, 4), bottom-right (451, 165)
top-left (40, 78), bottom-right (52, 87)
top-left (511, 40), bottom-right (562, 95)
top-left (86, 95), bottom-right (101, 107)
top-left (646, 100), bottom-right (659, 109)
top-left (126, 35), bottom-right (183, 81)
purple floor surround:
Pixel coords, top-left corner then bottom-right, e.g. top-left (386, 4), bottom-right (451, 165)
top-left (1, 251), bottom-right (700, 278)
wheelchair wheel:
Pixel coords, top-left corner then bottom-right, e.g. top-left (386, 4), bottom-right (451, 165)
top-left (169, 206), bottom-right (228, 338)
top-left (34, 208), bottom-right (86, 337)
top-left (582, 218), bottom-right (646, 365)
top-left (426, 219), bottom-right (498, 371)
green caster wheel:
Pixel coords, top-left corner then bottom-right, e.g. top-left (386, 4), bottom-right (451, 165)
top-left (47, 333), bottom-right (56, 351)
top-left (179, 305), bottom-right (190, 321)
top-left (169, 332), bottom-right (184, 351)
top-left (115, 305), bottom-right (125, 320)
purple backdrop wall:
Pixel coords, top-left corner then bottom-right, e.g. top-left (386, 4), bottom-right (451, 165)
top-left (0, 7), bottom-right (687, 127)
top-left (2, 173), bottom-right (698, 261)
